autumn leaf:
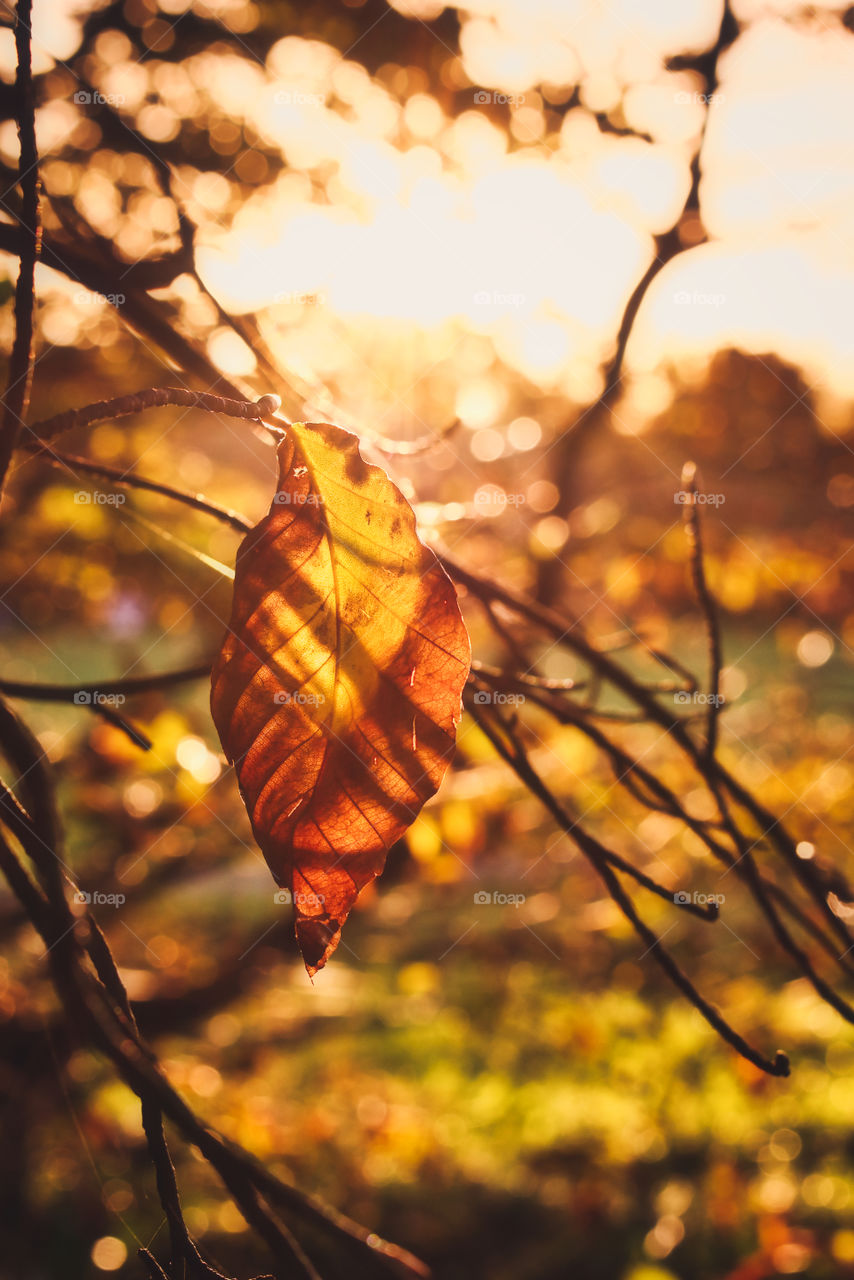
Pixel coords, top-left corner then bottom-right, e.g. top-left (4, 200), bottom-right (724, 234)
top-left (211, 421), bottom-right (471, 975)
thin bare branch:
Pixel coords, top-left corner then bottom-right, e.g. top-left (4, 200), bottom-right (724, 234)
top-left (467, 695), bottom-right (788, 1078)
top-left (680, 461), bottom-right (724, 759)
top-left (27, 388), bottom-right (285, 443)
top-left (536, 0), bottom-right (738, 604)
top-left (0, 665), bottom-right (212, 701)
top-left (24, 444), bottom-right (253, 534)
top-left (443, 547), bottom-right (854, 956)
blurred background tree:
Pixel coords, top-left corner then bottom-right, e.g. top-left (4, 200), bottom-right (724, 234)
top-left (1, 0), bottom-right (854, 1277)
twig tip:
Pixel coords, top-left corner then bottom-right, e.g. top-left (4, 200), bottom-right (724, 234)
top-left (255, 394), bottom-right (281, 417)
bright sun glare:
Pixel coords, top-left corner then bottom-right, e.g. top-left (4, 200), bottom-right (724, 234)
top-left (6, 0), bottom-right (854, 430)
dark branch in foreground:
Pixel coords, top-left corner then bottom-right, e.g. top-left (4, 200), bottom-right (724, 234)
top-left (0, 693), bottom-right (431, 1280)
top-left (0, 0), bottom-right (40, 500)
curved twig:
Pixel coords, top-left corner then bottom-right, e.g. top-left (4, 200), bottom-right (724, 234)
top-left (442, 548), bottom-right (854, 957)
top-left (27, 387), bottom-right (285, 443)
top-left (467, 695), bottom-right (788, 1077)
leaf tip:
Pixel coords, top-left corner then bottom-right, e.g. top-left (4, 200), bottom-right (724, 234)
top-left (296, 913), bottom-right (343, 977)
